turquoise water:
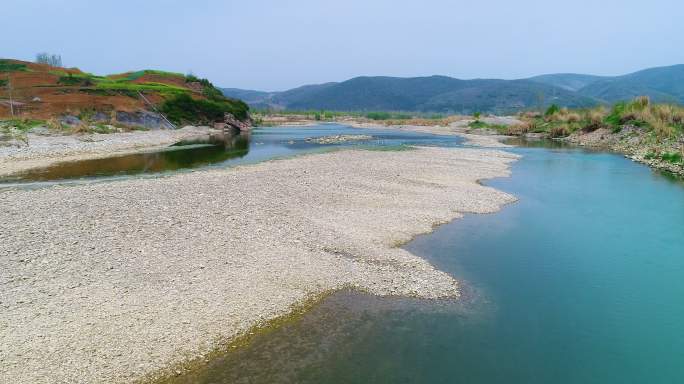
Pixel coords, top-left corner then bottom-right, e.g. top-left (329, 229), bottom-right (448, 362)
top-left (166, 141), bottom-right (684, 383)
top-left (0, 124), bottom-right (461, 187)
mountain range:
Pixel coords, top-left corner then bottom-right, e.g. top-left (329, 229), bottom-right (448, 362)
top-left (222, 64), bottom-right (684, 114)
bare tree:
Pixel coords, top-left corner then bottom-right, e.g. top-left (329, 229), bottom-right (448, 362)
top-left (35, 53), bottom-right (63, 67)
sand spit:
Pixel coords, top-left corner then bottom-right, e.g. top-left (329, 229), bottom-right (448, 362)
top-left (0, 146), bottom-right (518, 383)
top-left (0, 126), bottom-right (218, 177)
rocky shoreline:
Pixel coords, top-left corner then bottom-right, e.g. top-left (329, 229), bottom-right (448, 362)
top-left (563, 127), bottom-right (684, 177)
top-left (0, 145), bottom-right (518, 384)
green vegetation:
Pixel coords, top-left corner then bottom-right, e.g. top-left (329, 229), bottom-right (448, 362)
top-left (123, 69), bottom-right (184, 81)
top-left (0, 118), bottom-right (45, 131)
top-left (158, 74), bottom-right (250, 124)
top-left (513, 96), bottom-right (684, 141)
top-left (58, 73), bottom-right (94, 86)
top-left (229, 65), bottom-right (684, 114)
top-left (160, 93), bottom-right (249, 125)
top-left (0, 60), bottom-right (27, 72)
top-left (359, 144), bottom-right (415, 152)
top-left (94, 81), bottom-right (187, 93)
top-left (366, 111), bottom-right (413, 120)
top-left (545, 104), bottom-right (560, 116)
top-left (0, 119), bottom-right (47, 146)
top-left (661, 152), bottom-right (683, 164)
top-left (0, 79), bottom-right (7, 87)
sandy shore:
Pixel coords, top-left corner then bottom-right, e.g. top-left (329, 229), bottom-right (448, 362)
top-left (0, 146), bottom-right (518, 384)
top-left (0, 126), bottom-right (218, 177)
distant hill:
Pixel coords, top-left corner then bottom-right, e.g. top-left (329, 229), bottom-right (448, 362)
top-left (527, 73), bottom-right (606, 91)
top-left (576, 64), bottom-right (684, 104)
top-left (223, 64), bottom-right (684, 113)
top-left (0, 58), bottom-right (248, 126)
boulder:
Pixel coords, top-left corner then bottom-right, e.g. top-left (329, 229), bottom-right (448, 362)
top-left (115, 110), bottom-right (175, 130)
top-left (224, 113), bottom-right (251, 131)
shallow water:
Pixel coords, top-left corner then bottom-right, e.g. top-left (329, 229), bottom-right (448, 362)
top-left (0, 124), bottom-right (461, 187)
top-left (165, 141), bottom-right (684, 383)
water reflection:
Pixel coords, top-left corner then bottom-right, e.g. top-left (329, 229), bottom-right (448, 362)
top-left (3, 130), bottom-right (250, 182)
top-left (0, 124), bottom-right (463, 186)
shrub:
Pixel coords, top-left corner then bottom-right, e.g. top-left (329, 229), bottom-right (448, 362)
top-left (160, 93), bottom-right (249, 125)
top-left (58, 74), bottom-right (93, 86)
top-left (545, 104), bottom-right (560, 117)
top-left (661, 152), bottom-right (683, 163)
top-left (604, 101), bottom-right (626, 127)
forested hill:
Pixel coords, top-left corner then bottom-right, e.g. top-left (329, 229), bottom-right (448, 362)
top-left (222, 64), bottom-right (684, 113)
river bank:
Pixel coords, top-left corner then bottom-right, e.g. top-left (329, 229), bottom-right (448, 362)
top-left (0, 126), bottom-right (219, 178)
top-left (0, 145), bottom-right (518, 383)
top-left (257, 112), bottom-right (683, 176)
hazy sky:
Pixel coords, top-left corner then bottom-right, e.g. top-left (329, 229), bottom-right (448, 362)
top-left (3, 0), bottom-right (683, 90)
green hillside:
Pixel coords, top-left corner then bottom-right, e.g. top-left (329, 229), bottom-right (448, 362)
top-left (221, 64), bottom-right (684, 113)
top-left (577, 64), bottom-right (684, 103)
top-left (528, 73), bottom-right (606, 91)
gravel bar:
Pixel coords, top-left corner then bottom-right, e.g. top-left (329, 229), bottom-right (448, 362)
top-left (0, 146), bottom-right (518, 383)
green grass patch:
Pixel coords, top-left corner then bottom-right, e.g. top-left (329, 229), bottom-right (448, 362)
top-left (359, 144), bottom-right (415, 152)
top-left (604, 101), bottom-right (626, 127)
top-left (366, 111), bottom-right (412, 120)
top-left (661, 152), bottom-right (683, 164)
top-left (0, 60), bottom-right (27, 72)
top-left (95, 81), bottom-right (186, 92)
top-left (58, 74), bottom-right (94, 86)
top-left (120, 70), bottom-right (184, 82)
top-left (468, 120), bottom-right (487, 129)
top-left (0, 118), bottom-right (45, 131)
top-left (468, 120), bottom-right (509, 133)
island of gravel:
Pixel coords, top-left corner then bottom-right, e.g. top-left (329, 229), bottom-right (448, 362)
top-left (0, 145), bottom-right (518, 384)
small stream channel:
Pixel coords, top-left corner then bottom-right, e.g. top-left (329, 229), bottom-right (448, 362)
top-left (0, 124), bottom-right (462, 189)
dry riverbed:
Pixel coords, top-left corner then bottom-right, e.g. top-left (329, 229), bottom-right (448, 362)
top-left (0, 145), bottom-right (518, 384)
top-left (0, 126), bottom-right (218, 178)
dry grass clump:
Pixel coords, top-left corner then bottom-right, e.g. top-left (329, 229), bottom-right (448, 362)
top-left (549, 124), bottom-right (571, 138)
top-left (507, 121), bottom-right (532, 135)
top-left (546, 108), bottom-right (581, 124)
top-left (586, 107), bottom-right (607, 124)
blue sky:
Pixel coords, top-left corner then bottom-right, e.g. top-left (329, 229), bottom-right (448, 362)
top-left (3, 0), bottom-right (683, 90)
